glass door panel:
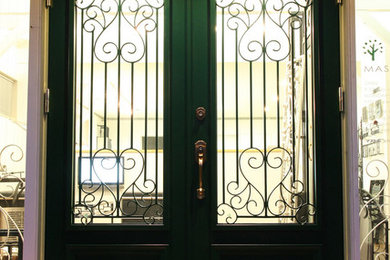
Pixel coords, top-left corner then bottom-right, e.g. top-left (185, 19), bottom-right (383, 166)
top-left (216, 0), bottom-right (316, 224)
top-left (356, 1), bottom-right (390, 259)
top-left (0, 1), bottom-right (30, 257)
top-left (72, 0), bottom-right (164, 225)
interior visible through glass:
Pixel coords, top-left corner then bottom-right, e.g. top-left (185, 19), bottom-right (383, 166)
top-left (0, 0), bottom-right (29, 257)
top-left (72, 0), bottom-right (164, 225)
top-left (357, 1), bottom-right (390, 258)
top-left (216, 0), bottom-right (316, 224)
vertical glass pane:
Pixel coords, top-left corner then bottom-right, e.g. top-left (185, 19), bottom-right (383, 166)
top-left (357, 1), bottom-right (390, 258)
top-left (0, 0), bottom-right (29, 256)
top-left (216, 0), bottom-right (316, 224)
top-left (72, 0), bottom-right (164, 225)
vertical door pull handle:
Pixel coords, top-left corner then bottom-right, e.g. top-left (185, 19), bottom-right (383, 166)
top-left (195, 140), bottom-right (207, 199)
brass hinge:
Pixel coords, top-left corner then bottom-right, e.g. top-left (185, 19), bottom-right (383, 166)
top-left (338, 86), bottom-right (344, 113)
top-left (336, 0), bottom-right (342, 5)
top-left (46, 0), bottom-right (52, 8)
top-left (44, 89), bottom-right (50, 115)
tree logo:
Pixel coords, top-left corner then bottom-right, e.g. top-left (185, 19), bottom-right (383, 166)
top-left (363, 39), bottom-right (383, 61)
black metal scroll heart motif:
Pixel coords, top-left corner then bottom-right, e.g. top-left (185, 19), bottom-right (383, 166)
top-left (73, 0), bottom-right (164, 225)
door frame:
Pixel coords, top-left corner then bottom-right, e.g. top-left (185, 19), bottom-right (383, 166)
top-left (24, 0), bottom-right (49, 259)
top-left (339, 0), bottom-right (360, 259)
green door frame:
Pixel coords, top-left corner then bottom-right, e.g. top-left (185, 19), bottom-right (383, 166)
top-left (45, 0), bottom-right (344, 259)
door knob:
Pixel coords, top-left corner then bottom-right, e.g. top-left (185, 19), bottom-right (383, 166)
top-left (195, 140), bottom-right (207, 199)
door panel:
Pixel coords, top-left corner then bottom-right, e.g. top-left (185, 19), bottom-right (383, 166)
top-left (215, 0), bottom-right (316, 225)
top-left (46, 0), bottom-right (175, 257)
top-left (72, 0), bottom-right (165, 226)
top-left (46, 0), bottom-right (343, 259)
top-left (212, 245), bottom-right (322, 260)
top-left (66, 245), bottom-right (168, 260)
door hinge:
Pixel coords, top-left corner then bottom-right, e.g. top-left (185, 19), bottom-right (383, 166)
top-left (46, 0), bottom-right (52, 8)
top-left (44, 89), bottom-right (50, 115)
top-left (338, 86), bottom-right (344, 113)
top-left (336, 0), bottom-right (342, 5)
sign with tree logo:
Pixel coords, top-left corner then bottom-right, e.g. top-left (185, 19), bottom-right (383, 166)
top-left (363, 39), bottom-right (383, 61)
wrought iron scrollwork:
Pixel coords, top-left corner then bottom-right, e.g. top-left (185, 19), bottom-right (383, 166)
top-left (216, 0), bottom-right (312, 62)
top-left (216, 0), bottom-right (315, 224)
top-left (359, 160), bottom-right (390, 260)
top-left (0, 145), bottom-right (25, 255)
top-left (76, 0), bottom-right (163, 63)
top-left (73, 0), bottom-right (164, 225)
top-left (217, 147), bottom-right (315, 224)
top-left (0, 145), bottom-right (25, 207)
top-left (73, 148), bottom-right (163, 224)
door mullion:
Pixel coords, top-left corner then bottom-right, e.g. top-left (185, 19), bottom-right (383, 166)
top-left (168, 0), bottom-right (191, 258)
top-left (187, 0), bottom-right (212, 258)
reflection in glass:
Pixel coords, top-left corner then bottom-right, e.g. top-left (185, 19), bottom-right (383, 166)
top-left (0, 1), bottom-right (29, 257)
top-left (357, 1), bottom-right (390, 259)
top-left (72, 0), bottom-right (164, 225)
top-left (216, 0), bottom-right (316, 224)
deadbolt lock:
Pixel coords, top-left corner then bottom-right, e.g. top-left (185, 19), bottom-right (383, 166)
top-left (195, 107), bottom-right (206, 121)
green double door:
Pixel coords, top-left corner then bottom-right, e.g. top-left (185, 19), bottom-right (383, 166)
top-left (45, 0), bottom-right (344, 259)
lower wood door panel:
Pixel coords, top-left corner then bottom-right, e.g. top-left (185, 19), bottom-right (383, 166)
top-left (212, 244), bottom-right (322, 260)
top-left (66, 244), bottom-right (168, 260)
top-left (67, 244), bottom-right (322, 260)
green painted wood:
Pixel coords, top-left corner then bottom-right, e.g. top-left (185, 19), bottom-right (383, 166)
top-left (188, 0), bottom-right (212, 258)
top-left (66, 244), bottom-right (168, 260)
top-left (315, 0), bottom-right (344, 258)
top-left (167, 0), bottom-right (189, 257)
top-left (45, 0), bottom-right (69, 257)
top-left (212, 244), bottom-right (322, 260)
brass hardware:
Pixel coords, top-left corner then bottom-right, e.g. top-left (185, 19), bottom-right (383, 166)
top-left (195, 107), bottom-right (206, 121)
top-left (44, 89), bottom-right (50, 115)
top-left (195, 140), bottom-right (207, 199)
top-left (338, 86), bottom-right (344, 112)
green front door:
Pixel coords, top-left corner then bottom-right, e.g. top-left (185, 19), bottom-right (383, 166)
top-left (45, 0), bottom-right (344, 259)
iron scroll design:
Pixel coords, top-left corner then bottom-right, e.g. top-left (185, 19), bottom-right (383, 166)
top-left (217, 148), bottom-right (315, 224)
top-left (215, 0), bottom-right (313, 62)
top-left (75, 0), bottom-right (163, 63)
top-left (216, 0), bottom-right (315, 224)
top-left (73, 0), bottom-right (164, 225)
top-left (0, 145), bottom-right (25, 255)
top-left (0, 145), bottom-right (25, 206)
top-left (73, 150), bottom-right (163, 225)
top-left (359, 160), bottom-right (389, 259)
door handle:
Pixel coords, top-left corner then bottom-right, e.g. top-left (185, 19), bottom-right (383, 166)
top-left (195, 140), bottom-right (207, 200)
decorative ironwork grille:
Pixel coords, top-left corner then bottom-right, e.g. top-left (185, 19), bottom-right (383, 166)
top-left (359, 160), bottom-right (389, 260)
top-left (72, 0), bottom-right (164, 225)
top-left (216, 0), bottom-right (316, 224)
top-left (0, 145), bottom-right (25, 258)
